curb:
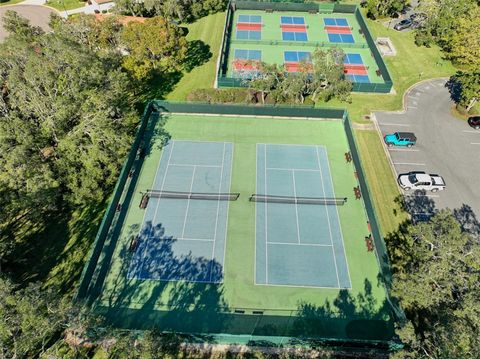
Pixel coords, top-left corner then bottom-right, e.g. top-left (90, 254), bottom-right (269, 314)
top-left (376, 77), bottom-right (449, 115)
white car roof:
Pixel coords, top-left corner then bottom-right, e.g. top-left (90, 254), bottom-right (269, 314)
top-left (415, 173), bottom-right (431, 182)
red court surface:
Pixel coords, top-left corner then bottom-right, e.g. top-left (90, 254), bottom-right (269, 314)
top-left (237, 23), bottom-right (262, 31)
top-left (325, 26), bottom-right (352, 34)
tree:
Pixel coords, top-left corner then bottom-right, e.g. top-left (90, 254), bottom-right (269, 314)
top-left (120, 17), bottom-right (188, 80)
top-left (417, 0), bottom-right (478, 49)
top-left (50, 14), bottom-right (123, 54)
top-left (310, 47), bottom-right (352, 102)
top-left (113, 0), bottom-right (227, 23)
top-left (0, 277), bottom-right (72, 358)
top-left (248, 48), bottom-right (351, 104)
top-left (446, 6), bottom-right (480, 71)
top-left (364, 0), bottom-right (406, 19)
top-left (248, 62), bottom-right (284, 104)
top-left (1, 10), bottom-right (44, 40)
top-left (455, 72), bottom-right (480, 111)
top-left (0, 12), bottom-right (137, 222)
top-left (389, 210), bottom-right (480, 358)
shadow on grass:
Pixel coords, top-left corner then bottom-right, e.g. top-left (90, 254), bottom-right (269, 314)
top-left (135, 40), bottom-right (211, 102)
top-left (184, 40), bottom-right (212, 72)
top-left (2, 201), bottom-right (106, 294)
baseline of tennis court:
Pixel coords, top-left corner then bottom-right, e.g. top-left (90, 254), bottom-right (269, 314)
top-left (128, 140), bottom-right (234, 283)
top-left (255, 144), bottom-right (351, 288)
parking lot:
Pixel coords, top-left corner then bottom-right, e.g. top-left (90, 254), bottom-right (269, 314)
top-left (375, 79), bottom-right (480, 227)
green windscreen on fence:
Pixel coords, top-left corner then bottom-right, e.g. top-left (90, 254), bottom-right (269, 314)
top-left (76, 103), bottom-right (153, 302)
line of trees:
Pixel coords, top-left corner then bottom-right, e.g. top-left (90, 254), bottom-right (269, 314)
top-left (0, 12), bottom-right (205, 358)
top-left (414, 0), bottom-right (479, 112)
top-left (241, 47), bottom-right (352, 104)
top-left (113, 0), bottom-right (228, 23)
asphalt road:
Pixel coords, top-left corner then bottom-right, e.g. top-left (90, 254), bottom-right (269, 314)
top-left (374, 79), bottom-right (480, 230)
top-left (0, 5), bottom-right (54, 42)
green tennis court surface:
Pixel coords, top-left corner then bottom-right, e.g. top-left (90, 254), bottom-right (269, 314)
top-left (255, 144), bottom-right (351, 288)
top-left (80, 103), bottom-right (398, 348)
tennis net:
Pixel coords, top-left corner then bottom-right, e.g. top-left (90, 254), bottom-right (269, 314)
top-left (146, 190), bottom-right (240, 201)
top-left (249, 194), bottom-right (347, 205)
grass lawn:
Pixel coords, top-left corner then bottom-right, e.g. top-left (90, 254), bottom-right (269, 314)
top-left (0, 0), bottom-right (24, 5)
top-left (355, 130), bottom-right (408, 235)
top-left (46, 0), bottom-right (85, 11)
top-left (316, 18), bottom-right (457, 123)
top-left (166, 12), bottom-right (226, 101)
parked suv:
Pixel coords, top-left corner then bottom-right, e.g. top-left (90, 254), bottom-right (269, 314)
top-left (384, 132), bottom-right (417, 147)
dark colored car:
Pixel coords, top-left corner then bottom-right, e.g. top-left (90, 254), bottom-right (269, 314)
top-left (384, 132), bottom-right (417, 147)
top-left (394, 19), bottom-right (412, 31)
top-left (468, 116), bottom-right (480, 130)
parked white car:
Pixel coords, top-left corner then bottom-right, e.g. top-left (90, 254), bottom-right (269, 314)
top-left (398, 171), bottom-right (446, 192)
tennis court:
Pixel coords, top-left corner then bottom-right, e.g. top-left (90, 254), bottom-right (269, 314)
top-left (127, 140), bottom-right (234, 283)
top-left (344, 53), bottom-right (370, 83)
top-left (80, 104), bottom-right (397, 347)
top-left (224, 7), bottom-right (389, 87)
top-left (255, 144), bottom-right (351, 288)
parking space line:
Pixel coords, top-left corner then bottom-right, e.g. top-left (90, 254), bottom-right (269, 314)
top-left (389, 148), bottom-right (420, 152)
top-left (394, 162), bottom-right (426, 166)
top-left (471, 143), bottom-right (480, 145)
top-left (380, 123), bottom-right (411, 127)
top-left (404, 194), bottom-right (440, 198)
top-left (463, 130), bottom-right (479, 134)
top-left (408, 106), bottom-right (418, 109)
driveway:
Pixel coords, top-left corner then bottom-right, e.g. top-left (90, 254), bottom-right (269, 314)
top-left (374, 79), bottom-right (480, 229)
top-left (0, 5), bottom-right (55, 42)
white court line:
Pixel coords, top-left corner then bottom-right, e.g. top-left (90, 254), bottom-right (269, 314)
top-left (209, 142), bottom-right (226, 282)
top-left (322, 146), bottom-right (352, 288)
top-left (169, 163), bottom-right (222, 168)
top-left (254, 144), bottom-right (258, 285)
top-left (267, 241), bottom-right (332, 247)
top-left (267, 167), bottom-right (321, 172)
top-left (222, 142), bottom-right (234, 276)
top-left (180, 165), bottom-right (197, 238)
top-left (315, 146), bottom-right (340, 288)
top-left (389, 148), bottom-right (420, 152)
top-left (264, 144), bottom-right (269, 284)
top-left (394, 162), bottom-right (426, 166)
top-left (255, 282), bottom-right (350, 290)
top-left (291, 170), bottom-right (301, 244)
top-left (380, 123), bottom-right (411, 127)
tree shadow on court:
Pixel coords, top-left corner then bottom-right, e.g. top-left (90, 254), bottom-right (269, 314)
top-left (99, 220), bottom-right (230, 335)
top-left (292, 279), bottom-right (396, 343)
top-left (141, 111), bottom-right (171, 157)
